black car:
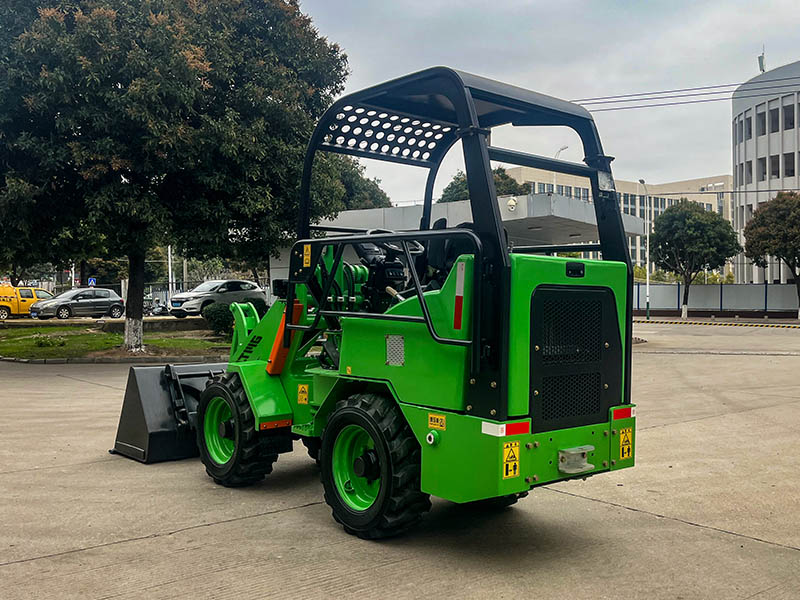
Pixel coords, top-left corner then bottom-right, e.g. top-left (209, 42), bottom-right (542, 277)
top-left (31, 287), bottom-right (125, 320)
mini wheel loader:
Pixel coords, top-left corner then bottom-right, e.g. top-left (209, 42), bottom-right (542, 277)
top-left (113, 67), bottom-right (636, 539)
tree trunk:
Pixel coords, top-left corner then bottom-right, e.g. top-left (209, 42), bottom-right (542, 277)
top-left (250, 266), bottom-right (261, 287)
top-left (681, 275), bottom-right (691, 320)
top-left (79, 259), bottom-right (87, 286)
top-left (794, 275), bottom-right (800, 321)
top-left (125, 250), bottom-right (146, 352)
top-left (10, 264), bottom-right (21, 287)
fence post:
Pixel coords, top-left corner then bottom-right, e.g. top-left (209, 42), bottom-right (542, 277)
top-left (636, 282), bottom-right (640, 310)
top-left (677, 282), bottom-right (681, 310)
top-left (764, 280), bottom-right (768, 312)
top-left (720, 283), bottom-right (723, 312)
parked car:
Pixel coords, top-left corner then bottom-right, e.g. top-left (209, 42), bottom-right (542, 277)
top-left (0, 285), bottom-right (55, 319)
top-left (30, 287), bottom-right (125, 320)
top-left (169, 280), bottom-right (265, 318)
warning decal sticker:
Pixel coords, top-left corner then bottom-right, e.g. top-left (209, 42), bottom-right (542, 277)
top-left (502, 441), bottom-right (520, 479)
top-left (297, 384), bottom-right (309, 405)
top-left (619, 427), bottom-right (632, 459)
top-left (302, 244), bottom-right (311, 267)
top-left (428, 413), bottom-right (446, 430)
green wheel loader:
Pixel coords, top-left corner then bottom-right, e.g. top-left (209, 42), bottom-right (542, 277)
top-left (113, 67), bottom-right (636, 539)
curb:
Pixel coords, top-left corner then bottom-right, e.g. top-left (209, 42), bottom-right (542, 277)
top-left (634, 319), bottom-right (800, 329)
top-left (0, 354), bottom-right (229, 365)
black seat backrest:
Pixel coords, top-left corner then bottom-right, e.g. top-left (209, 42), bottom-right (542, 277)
top-left (444, 222), bottom-right (476, 270)
top-left (426, 217), bottom-right (448, 271)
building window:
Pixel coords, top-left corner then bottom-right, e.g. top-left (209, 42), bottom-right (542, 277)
top-left (556, 184), bottom-right (564, 195)
top-left (737, 120), bottom-right (744, 143)
top-left (564, 185), bottom-right (572, 197)
top-left (538, 182), bottom-right (546, 194)
top-left (770, 154), bottom-right (780, 179)
top-left (546, 183), bottom-right (554, 194)
top-left (582, 188), bottom-right (589, 201)
top-left (769, 107), bottom-right (780, 133)
top-left (756, 111), bottom-right (766, 136)
top-left (784, 104), bottom-right (795, 130)
top-left (745, 160), bottom-right (753, 184)
top-left (738, 163), bottom-right (744, 186)
top-left (784, 152), bottom-right (796, 177)
top-left (758, 157), bottom-right (767, 181)
top-left (745, 116), bottom-right (752, 139)
top-left (706, 203), bottom-right (712, 212)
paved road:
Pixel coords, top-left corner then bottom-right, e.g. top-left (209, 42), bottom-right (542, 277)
top-left (1, 325), bottom-right (799, 599)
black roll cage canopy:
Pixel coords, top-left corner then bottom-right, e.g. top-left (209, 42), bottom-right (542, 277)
top-left (289, 67), bottom-right (633, 419)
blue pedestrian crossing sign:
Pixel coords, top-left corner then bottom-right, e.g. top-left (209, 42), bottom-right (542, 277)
top-left (88, 277), bottom-right (97, 287)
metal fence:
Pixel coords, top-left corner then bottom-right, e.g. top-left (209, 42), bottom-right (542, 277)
top-left (635, 282), bottom-right (799, 312)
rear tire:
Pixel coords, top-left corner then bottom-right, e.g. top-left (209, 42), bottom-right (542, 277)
top-left (56, 306), bottom-right (71, 319)
top-left (321, 393), bottom-right (430, 539)
top-left (0, 306), bottom-right (9, 320)
top-left (196, 372), bottom-right (282, 487)
top-left (109, 305), bottom-right (123, 319)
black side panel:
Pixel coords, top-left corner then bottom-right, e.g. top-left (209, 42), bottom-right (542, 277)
top-left (529, 286), bottom-right (621, 433)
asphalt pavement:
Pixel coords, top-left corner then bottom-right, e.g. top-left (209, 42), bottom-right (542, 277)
top-left (1, 324), bottom-right (799, 599)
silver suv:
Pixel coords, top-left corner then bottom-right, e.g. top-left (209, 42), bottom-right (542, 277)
top-left (169, 280), bottom-right (265, 318)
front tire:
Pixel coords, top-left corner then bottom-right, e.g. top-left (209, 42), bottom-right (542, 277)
top-left (196, 372), bottom-right (282, 487)
top-left (321, 393), bottom-right (430, 539)
top-left (0, 306), bottom-right (10, 320)
top-left (56, 306), bottom-right (71, 319)
top-left (109, 305), bottom-right (123, 319)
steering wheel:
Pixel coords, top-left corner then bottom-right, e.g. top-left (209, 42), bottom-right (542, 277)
top-left (366, 229), bottom-right (425, 256)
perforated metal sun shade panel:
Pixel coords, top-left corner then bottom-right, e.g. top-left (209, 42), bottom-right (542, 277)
top-left (319, 104), bottom-right (458, 167)
top-left (386, 335), bottom-right (405, 366)
top-left (529, 286), bottom-right (622, 433)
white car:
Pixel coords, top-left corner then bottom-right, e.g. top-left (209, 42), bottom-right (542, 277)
top-left (169, 280), bottom-right (265, 318)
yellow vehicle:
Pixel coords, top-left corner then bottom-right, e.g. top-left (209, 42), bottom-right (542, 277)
top-left (0, 285), bottom-right (55, 319)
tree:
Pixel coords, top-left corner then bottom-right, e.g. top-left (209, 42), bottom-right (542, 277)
top-left (651, 200), bottom-right (740, 319)
top-left (744, 192), bottom-right (800, 319)
top-left (3, 1), bottom-right (348, 350)
top-left (438, 166), bottom-right (530, 203)
top-left (336, 157), bottom-right (391, 210)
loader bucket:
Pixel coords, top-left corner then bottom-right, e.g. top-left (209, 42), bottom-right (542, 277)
top-left (112, 363), bottom-right (227, 463)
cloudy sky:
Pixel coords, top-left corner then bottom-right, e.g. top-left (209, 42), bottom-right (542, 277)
top-left (301, 0), bottom-right (800, 205)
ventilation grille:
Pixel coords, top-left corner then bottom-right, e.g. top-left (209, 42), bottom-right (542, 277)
top-left (541, 373), bottom-right (602, 422)
top-left (385, 335), bottom-right (405, 366)
top-left (541, 298), bottom-right (602, 364)
top-left (320, 105), bottom-right (457, 167)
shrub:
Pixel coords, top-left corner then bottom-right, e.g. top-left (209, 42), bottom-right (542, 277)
top-left (202, 303), bottom-right (233, 337)
top-left (202, 300), bottom-right (270, 337)
top-left (34, 334), bottom-right (66, 347)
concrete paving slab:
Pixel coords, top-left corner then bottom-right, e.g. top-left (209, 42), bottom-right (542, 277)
top-left (1, 326), bottom-right (800, 598)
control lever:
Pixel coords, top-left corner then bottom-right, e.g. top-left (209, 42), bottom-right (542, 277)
top-left (385, 286), bottom-right (405, 302)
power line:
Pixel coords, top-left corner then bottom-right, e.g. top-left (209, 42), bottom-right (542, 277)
top-left (628, 189), bottom-right (800, 195)
top-left (587, 86), bottom-right (800, 112)
top-left (579, 81), bottom-right (800, 106)
top-left (571, 74), bottom-right (800, 103)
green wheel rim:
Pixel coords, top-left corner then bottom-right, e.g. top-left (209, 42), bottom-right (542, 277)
top-left (204, 396), bottom-right (234, 465)
top-left (332, 424), bottom-right (380, 511)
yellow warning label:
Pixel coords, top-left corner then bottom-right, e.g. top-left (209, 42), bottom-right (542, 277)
top-left (302, 244), bottom-right (312, 267)
top-left (345, 366), bottom-right (352, 375)
top-left (428, 413), bottom-right (446, 431)
top-left (297, 384), bottom-right (309, 405)
top-left (619, 427), bottom-right (632, 460)
top-left (502, 441), bottom-right (520, 479)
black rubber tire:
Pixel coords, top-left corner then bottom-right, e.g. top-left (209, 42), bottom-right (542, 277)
top-left (320, 393), bottom-right (431, 539)
top-left (173, 313), bottom-right (187, 319)
top-left (37, 316), bottom-right (52, 320)
top-left (109, 305), bottom-right (123, 319)
top-left (56, 306), bottom-right (71, 319)
top-left (196, 372), bottom-right (280, 487)
top-left (0, 306), bottom-right (10, 320)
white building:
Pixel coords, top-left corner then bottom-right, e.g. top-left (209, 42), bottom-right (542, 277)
top-left (732, 59), bottom-right (800, 284)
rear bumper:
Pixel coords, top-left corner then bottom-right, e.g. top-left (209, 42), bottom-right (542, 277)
top-left (400, 403), bottom-right (635, 503)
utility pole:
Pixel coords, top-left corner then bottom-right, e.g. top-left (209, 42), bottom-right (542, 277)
top-left (553, 145), bottom-right (568, 192)
top-left (638, 179), bottom-right (651, 321)
top-left (167, 245), bottom-right (174, 298)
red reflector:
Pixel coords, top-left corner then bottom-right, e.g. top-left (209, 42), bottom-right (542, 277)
top-left (505, 421), bottom-right (530, 436)
top-left (260, 419), bottom-right (292, 430)
top-left (613, 407), bottom-right (632, 420)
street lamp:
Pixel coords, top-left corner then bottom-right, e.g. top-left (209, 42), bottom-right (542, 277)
top-left (553, 145), bottom-right (568, 192)
top-left (638, 179), bottom-right (651, 321)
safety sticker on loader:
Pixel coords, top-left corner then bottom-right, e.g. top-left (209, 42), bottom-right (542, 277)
top-left (297, 384), bottom-right (309, 405)
top-left (502, 441), bottom-right (520, 479)
top-left (303, 244), bottom-right (311, 267)
top-left (619, 427), bottom-right (632, 459)
top-left (428, 413), bottom-right (446, 430)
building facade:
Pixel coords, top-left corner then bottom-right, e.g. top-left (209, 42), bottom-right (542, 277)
top-left (732, 60), bottom-right (800, 284)
top-left (506, 166), bottom-right (732, 269)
